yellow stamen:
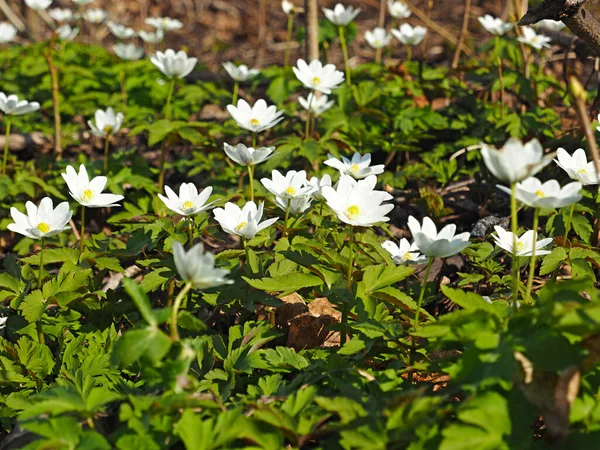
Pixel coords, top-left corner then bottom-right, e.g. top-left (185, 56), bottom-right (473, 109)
top-left (182, 201), bottom-right (195, 211)
top-left (374, 40), bottom-right (381, 47)
top-left (346, 205), bottom-right (360, 218)
top-left (534, 190), bottom-right (545, 198)
top-left (311, 76), bottom-right (321, 86)
top-left (350, 164), bottom-right (360, 173)
top-left (578, 168), bottom-right (587, 174)
top-left (516, 241), bottom-right (524, 251)
top-left (37, 222), bottom-right (50, 234)
top-left (82, 189), bottom-right (93, 202)
top-left (103, 125), bottom-right (113, 135)
top-left (250, 118), bottom-right (260, 126)
top-left (236, 221), bottom-right (248, 231)
top-left (285, 187), bottom-right (296, 196)
top-left (404, 252), bottom-right (414, 261)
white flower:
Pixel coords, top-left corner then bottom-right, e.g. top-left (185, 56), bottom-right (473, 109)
top-left (322, 174), bottom-right (393, 227)
top-left (497, 177), bottom-right (582, 209)
top-left (25, 0), bottom-right (52, 11)
top-left (61, 164), bottom-right (124, 208)
top-left (481, 138), bottom-right (552, 184)
top-left (213, 201), bottom-right (278, 240)
top-left (554, 148), bottom-right (599, 185)
top-left (0, 23), bottom-right (17, 43)
top-left (282, 0), bottom-right (301, 14)
top-left (382, 238), bottom-right (427, 265)
top-left (223, 143), bottom-right (275, 166)
top-left (150, 49), bottom-right (197, 79)
top-left (391, 23), bottom-right (427, 45)
top-left (138, 29), bottom-right (164, 44)
top-left (308, 174), bottom-right (332, 201)
top-left (49, 8), bottom-right (75, 22)
top-left (71, 0), bottom-right (93, 5)
top-left (365, 27), bottom-right (392, 49)
top-left (145, 17), bottom-right (183, 31)
top-left (173, 242), bottom-right (232, 289)
top-left (518, 26), bottom-right (551, 50)
top-left (477, 15), bottom-right (513, 36)
top-left (408, 216), bottom-right (471, 258)
top-left (88, 107), bottom-right (124, 138)
top-left (83, 9), bottom-right (108, 24)
top-left (298, 93), bottom-right (334, 116)
top-left (492, 226), bottom-right (552, 257)
top-left (8, 197), bottom-right (72, 240)
top-left (57, 24), bottom-right (79, 41)
top-left (113, 43), bottom-right (144, 60)
top-left (537, 19), bottom-right (565, 32)
top-left (387, 0), bottom-right (411, 19)
top-left (222, 62), bottom-right (259, 82)
top-left (158, 183), bottom-right (215, 216)
top-left (0, 93), bottom-right (40, 116)
top-left (323, 3), bottom-right (361, 26)
top-left (261, 170), bottom-right (314, 199)
top-left (324, 152), bottom-right (385, 179)
top-left (227, 99), bottom-right (284, 133)
top-left (275, 195), bottom-right (312, 215)
top-left (293, 59), bottom-right (345, 94)
top-left (107, 21), bottom-right (136, 39)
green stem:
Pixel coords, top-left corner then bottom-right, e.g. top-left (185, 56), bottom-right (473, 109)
top-left (284, 13), bottom-right (294, 69)
top-left (188, 217), bottom-right (194, 247)
top-left (406, 46), bottom-right (412, 66)
top-left (243, 238), bottom-right (253, 275)
top-left (314, 201), bottom-right (324, 232)
top-left (247, 164), bottom-right (255, 201)
top-left (525, 208), bottom-right (540, 303)
top-left (232, 81), bottom-right (239, 105)
top-left (103, 137), bottom-right (110, 173)
top-left (120, 69), bottom-right (127, 111)
top-left (79, 206), bottom-right (86, 260)
top-left (283, 198), bottom-right (291, 237)
top-left (38, 237), bottom-right (45, 288)
top-left (252, 133), bottom-right (257, 148)
top-left (171, 281), bottom-right (193, 340)
top-left (2, 119), bottom-right (10, 175)
top-left (339, 26), bottom-right (351, 86)
top-left (165, 78), bottom-right (176, 120)
top-left (511, 182), bottom-right (520, 309)
top-left (563, 203), bottom-right (575, 243)
top-left (305, 104), bottom-right (312, 140)
top-left (158, 140), bottom-right (167, 191)
top-left (341, 227), bottom-right (355, 346)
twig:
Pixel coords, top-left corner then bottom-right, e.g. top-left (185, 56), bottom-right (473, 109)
top-left (305, 0), bottom-right (319, 61)
top-left (0, 0), bottom-right (25, 31)
top-left (451, 0), bottom-right (471, 69)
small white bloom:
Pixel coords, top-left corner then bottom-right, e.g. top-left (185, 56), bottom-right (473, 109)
top-left (8, 197), bottom-right (72, 240)
top-left (222, 62), bottom-right (259, 82)
top-left (323, 3), bottom-right (361, 26)
top-left (492, 226), bottom-right (552, 257)
top-left (113, 42), bottom-right (144, 60)
top-left (293, 59), bottom-right (345, 94)
top-left (555, 148), bottom-right (599, 185)
top-left (387, 0), bottom-right (411, 19)
top-left (382, 238), bottom-right (428, 265)
top-left (391, 23), bottom-right (427, 45)
top-left (322, 174), bottom-right (393, 227)
top-left (282, 0), bottom-right (302, 14)
top-left (25, 0), bottom-right (52, 11)
top-left (71, 0), bottom-right (93, 5)
top-left (88, 107), bottom-right (124, 138)
top-left (107, 21), bottom-right (136, 39)
top-left (324, 152), bottom-right (385, 179)
top-left (227, 99), bottom-right (284, 133)
top-left (298, 93), bottom-right (334, 116)
top-left (145, 17), bottom-right (183, 31)
top-left (518, 26), bottom-right (551, 50)
top-left (158, 183), bottom-right (215, 216)
top-left (223, 143), bottom-right (275, 166)
top-left (497, 177), bottom-right (582, 209)
top-left (0, 93), bottom-right (40, 116)
top-left (173, 241), bottom-right (232, 289)
top-left (481, 138), bottom-right (552, 184)
top-left (150, 49), bottom-right (197, 79)
top-left (477, 15), bottom-right (513, 36)
top-left (83, 8), bottom-right (108, 24)
top-left (0, 23), bottom-right (17, 44)
top-left (408, 216), bottom-right (471, 258)
top-left (61, 164), bottom-right (124, 208)
top-left (138, 29), bottom-right (164, 44)
top-left (213, 201), bottom-right (278, 240)
top-left (57, 24), bottom-right (79, 41)
top-left (275, 195), bottom-right (312, 215)
top-left (49, 8), bottom-right (75, 23)
top-left (365, 27), bottom-right (392, 49)
top-left (537, 19), bottom-right (565, 32)
top-left (308, 174), bottom-right (332, 201)
top-left (261, 170), bottom-right (314, 199)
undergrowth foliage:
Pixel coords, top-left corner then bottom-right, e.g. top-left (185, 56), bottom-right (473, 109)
top-left (1, 2), bottom-right (600, 449)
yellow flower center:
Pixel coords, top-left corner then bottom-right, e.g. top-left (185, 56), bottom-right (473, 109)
top-left (516, 241), bottom-right (524, 251)
top-left (103, 125), bottom-right (113, 135)
top-left (236, 221), bottom-right (248, 231)
top-left (350, 164), bottom-right (360, 173)
top-left (404, 252), bottom-right (414, 261)
top-left (346, 205), bottom-right (360, 218)
top-left (578, 168), bottom-right (587, 174)
top-left (37, 222), bottom-right (50, 234)
top-left (250, 118), bottom-right (260, 126)
top-left (82, 189), bottom-right (93, 202)
top-left (285, 187), bottom-right (296, 196)
top-left (374, 40), bottom-right (381, 47)
top-left (182, 201), bottom-right (195, 211)
top-left (534, 190), bottom-right (545, 198)
top-left (311, 76), bottom-right (321, 86)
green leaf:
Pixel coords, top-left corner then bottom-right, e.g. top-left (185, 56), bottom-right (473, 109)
top-left (338, 337), bottom-right (365, 355)
top-left (243, 272), bottom-right (323, 293)
top-left (441, 286), bottom-right (492, 312)
top-left (572, 214), bottom-right (593, 243)
top-left (19, 290), bottom-right (46, 323)
top-left (112, 327), bottom-right (171, 367)
top-left (149, 119), bottom-right (174, 146)
top-left (123, 278), bottom-right (156, 326)
top-left (540, 247), bottom-right (567, 275)
top-left (359, 264), bottom-right (413, 294)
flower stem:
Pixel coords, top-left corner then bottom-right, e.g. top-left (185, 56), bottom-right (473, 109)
top-left (79, 206), bottom-right (86, 260)
top-left (232, 81), bottom-right (239, 105)
top-left (305, 106), bottom-right (312, 140)
top-left (284, 13), bottom-right (294, 69)
top-left (103, 136), bottom-right (110, 173)
top-left (525, 207), bottom-right (540, 303)
top-left (341, 226), bottom-right (355, 346)
top-left (252, 133), bottom-right (257, 148)
top-left (283, 198), bottom-right (291, 237)
top-left (165, 78), bottom-right (176, 120)
top-left (120, 69), bottom-right (127, 111)
top-left (510, 182), bottom-right (520, 309)
top-left (38, 237), bottom-right (45, 288)
top-left (563, 203), bottom-right (575, 243)
top-left (247, 164), bottom-right (255, 201)
top-left (171, 281), bottom-right (193, 340)
top-left (406, 46), bottom-right (412, 66)
top-left (188, 217), bottom-right (194, 247)
top-left (339, 26), bottom-right (351, 87)
top-left (2, 119), bottom-right (11, 176)
top-left (243, 238), bottom-right (252, 274)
